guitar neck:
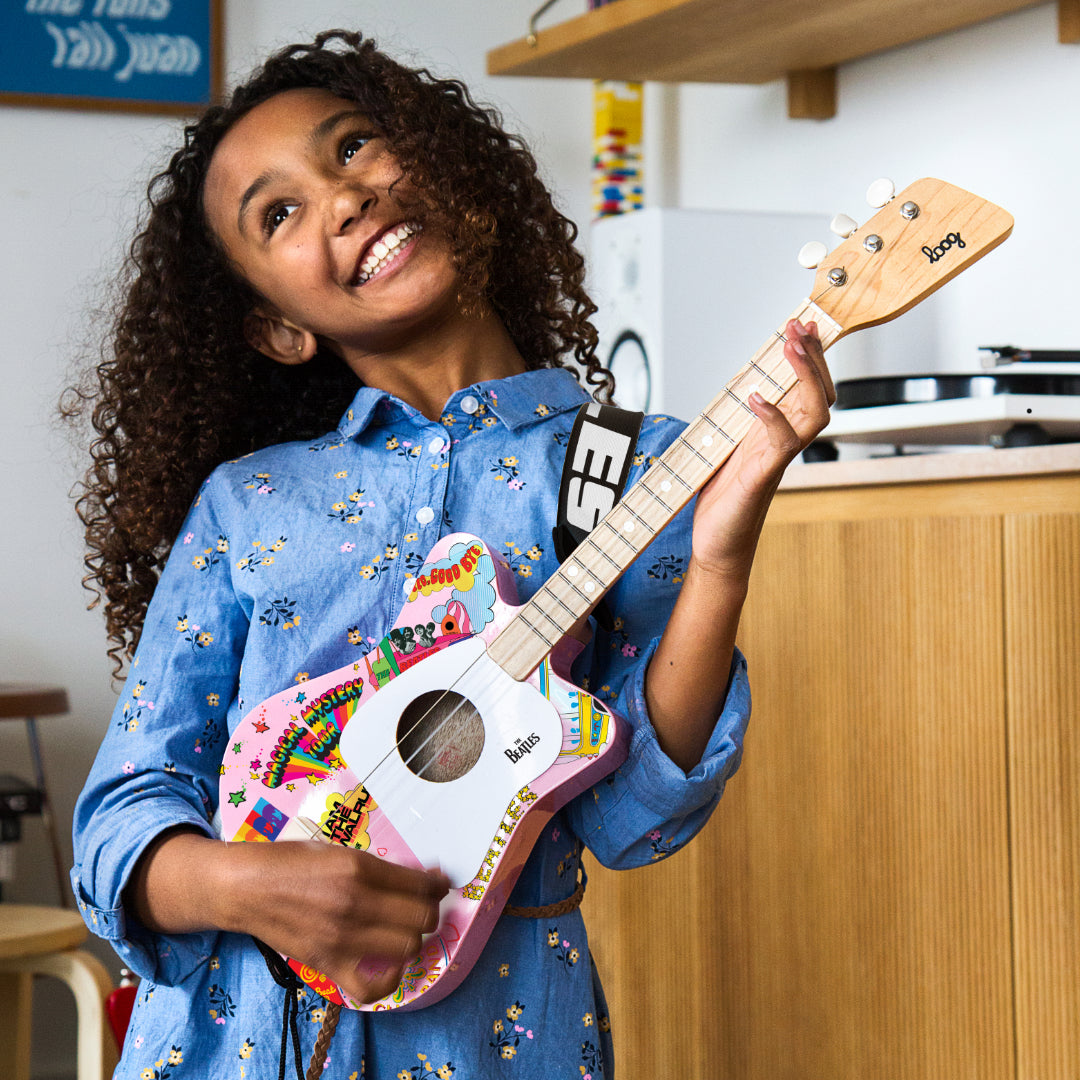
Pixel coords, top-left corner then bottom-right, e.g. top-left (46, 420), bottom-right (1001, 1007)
top-left (487, 299), bottom-right (844, 680)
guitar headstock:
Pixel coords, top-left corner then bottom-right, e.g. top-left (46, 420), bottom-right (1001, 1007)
top-left (807, 178), bottom-right (1013, 336)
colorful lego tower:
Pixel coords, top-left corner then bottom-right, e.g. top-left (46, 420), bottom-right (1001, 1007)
top-left (592, 79), bottom-right (644, 219)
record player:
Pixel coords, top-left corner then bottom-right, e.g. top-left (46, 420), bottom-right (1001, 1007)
top-left (820, 347), bottom-right (1080, 453)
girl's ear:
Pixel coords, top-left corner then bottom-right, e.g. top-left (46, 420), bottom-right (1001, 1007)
top-left (243, 309), bottom-right (317, 365)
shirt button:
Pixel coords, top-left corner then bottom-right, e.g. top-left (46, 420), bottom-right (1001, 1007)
top-left (416, 506), bottom-right (435, 525)
top-left (460, 395), bottom-right (479, 415)
top-left (427, 436), bottom-right (447, 455)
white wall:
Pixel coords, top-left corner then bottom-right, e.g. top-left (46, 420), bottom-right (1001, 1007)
top-left (1, 2), bottom-right (1073, 1076)
top-left (670, 3), bottom-right (1078, 379)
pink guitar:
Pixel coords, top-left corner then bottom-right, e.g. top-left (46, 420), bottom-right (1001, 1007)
top-left (219, 178), bottom-right (1013, 1011)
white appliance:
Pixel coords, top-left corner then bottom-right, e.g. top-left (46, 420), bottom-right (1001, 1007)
top-left (588, 206), bottom-right (840, 421)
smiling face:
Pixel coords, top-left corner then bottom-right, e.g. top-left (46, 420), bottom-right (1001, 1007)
top-left (202, 87), bottom-right (464, 365)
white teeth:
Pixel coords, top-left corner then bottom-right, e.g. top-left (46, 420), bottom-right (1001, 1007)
top-left (356, 222), bottom-right (419, 284)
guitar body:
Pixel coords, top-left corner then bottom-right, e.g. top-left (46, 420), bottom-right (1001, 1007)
top-left (219, 534), bottom-right (628, 1012)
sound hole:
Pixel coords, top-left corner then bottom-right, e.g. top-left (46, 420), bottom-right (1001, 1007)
top-left (396, 690), bottom-right (484, 783)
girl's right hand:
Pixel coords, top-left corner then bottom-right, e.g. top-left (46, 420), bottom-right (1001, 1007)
top-left (127, 828), bottom-right (450, 1004)
top-left (229, 839), bottom-right (451, 1004)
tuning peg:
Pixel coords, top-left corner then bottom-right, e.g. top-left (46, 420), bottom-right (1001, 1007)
top-left (797, 240), bottom-right (829, 269)
top-left (830, 213), bottom-right (858, 238)
top-left (866, 178), bottom-right (895, 208)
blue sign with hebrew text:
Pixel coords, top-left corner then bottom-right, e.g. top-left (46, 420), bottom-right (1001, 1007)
top-left (2, 1), bottom-right (216, 110)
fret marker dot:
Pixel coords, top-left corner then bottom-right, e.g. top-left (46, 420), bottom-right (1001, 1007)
top-left (567, 566), bottom-right (579, 577)
top-left (702, 435), bottom-right (714, 447)
top-left (660, 481), bottom-right (672, 492)
top-left (623, 521), bottom-right (634, 532)
top-left (584, 581), bottom-right (596, 593)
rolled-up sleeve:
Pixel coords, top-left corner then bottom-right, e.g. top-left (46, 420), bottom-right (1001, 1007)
top-left (567, 638), bottom-right (749, 869)
top-left (71, 476), bottom-right (246, 985)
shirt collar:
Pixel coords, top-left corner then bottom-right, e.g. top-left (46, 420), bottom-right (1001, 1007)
top-left (335, 366), bottom-right (591, 440)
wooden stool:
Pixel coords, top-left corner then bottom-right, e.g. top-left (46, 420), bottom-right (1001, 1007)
top-left (0, 684), bottom-right (70, 906)
top-left (0, 904), bottom-right (119, 1080)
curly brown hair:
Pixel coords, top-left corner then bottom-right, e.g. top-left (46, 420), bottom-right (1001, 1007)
top-left (65, 29), bottom-right (611, 676)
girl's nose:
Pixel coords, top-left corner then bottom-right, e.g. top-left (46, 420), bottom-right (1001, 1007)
top-left (329, 183), bottom-right (375, 233)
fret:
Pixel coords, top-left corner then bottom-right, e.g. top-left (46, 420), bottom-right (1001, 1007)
top-left (601, 517), bottom-right (640, 555)
top-left (697, 412), bottom-right (726, 437)
top-left (665, 465), bottom-right (693, 491)
top-left (566, 557), bottom-right (606, 594)
top-left (686, 410), bottom-right (738, 449)
top-left (527, 596), bottom-right (565, 638)
top-left (586, 535), bottom-right (622, 573)
top-left (517, 610), bottom-right (554, 649)
top-left (623, 503), bottom-right (651, 532)
top-left (622, 485), bottom-right (666, 532)
top-left (559, 566), bottom-right (592, 605)
top-left (676, 435), bottom-right (714, 468)
top-left (749, 357), bottom-right (785, 394)
top-left (723, 387), bottom-right (756, 417)
top-left (640, 478), bottom-right (674, 514)
top-left (545, 588), bottom-right (580, 622)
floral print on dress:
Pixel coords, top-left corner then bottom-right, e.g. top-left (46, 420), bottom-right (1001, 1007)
top-left (606, 615), bottom-right (640, 659)
top-left (386, 434), bottom-right (423, 460)
top-left (501, 540), bottom-right (543, 578)
top-left (359, 541), bottom-right (399, 583)
top-left (259, 597), bottom-right (300, 629)
top-left (547, 927), bottom-right (581, 971)
top-left (648, 829), bottom-right (682, 860)
top-left (329, 473), bottom-right (375, 523)
top-left (138, 1045), bottom-right (183, 1079)
top-left (646, 553), bottom-right (685, 584)
top-left (236, 538), bottom-right (287, 572)
top-left (242, 472), bottom-right (275, 494)
top-left (191, 535), bottom-right (229, 574)
top-left (489, 455), bottom-right (525, 489)
top-left (118, 680), bottom-right (155, 732)
top-left (207, 981), bottom-right (235, 1024)
top-left (398, 1053), bottom-right (454, 1078)
top-left (174, 617), bottom-right (213, 652)
top-left (490, 1001), bottom-right (534, 1061)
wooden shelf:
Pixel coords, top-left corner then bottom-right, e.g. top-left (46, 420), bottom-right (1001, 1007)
top-left (488, 0), bottom-right (1068, 118)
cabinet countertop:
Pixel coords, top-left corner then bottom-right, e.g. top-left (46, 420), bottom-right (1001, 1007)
top-left (780, 442), bottom-right (1080, 491)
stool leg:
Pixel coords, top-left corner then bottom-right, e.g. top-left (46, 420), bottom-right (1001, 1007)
top-left (0, 967), bottom-right (33, 1080)
top-left (25, 716), bottom-right (71, 908)
top-left (2, 950), bottom-right (120, 1080)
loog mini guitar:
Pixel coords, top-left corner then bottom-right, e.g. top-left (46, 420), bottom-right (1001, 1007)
top-left (219, 178), bottom-right (1013, 1011)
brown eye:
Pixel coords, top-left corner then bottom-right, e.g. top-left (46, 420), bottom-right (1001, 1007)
top-left (264, 202), bottom-right (298, 235)
top-left (341, 134), bottom-right (372, 164)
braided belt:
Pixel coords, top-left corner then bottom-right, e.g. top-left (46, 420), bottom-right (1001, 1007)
top-left (503, 877), bottom-right (585, 918)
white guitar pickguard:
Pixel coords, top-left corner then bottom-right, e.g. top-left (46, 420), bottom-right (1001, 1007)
top-left (336, 638), bottom-right (561, 886)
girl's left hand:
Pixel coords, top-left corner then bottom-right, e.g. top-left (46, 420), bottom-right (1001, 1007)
top-left (690, 318), bottom-right (835, 582)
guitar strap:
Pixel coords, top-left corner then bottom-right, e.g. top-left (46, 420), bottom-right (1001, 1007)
top-left (554, 402), bottom-right (644, 631)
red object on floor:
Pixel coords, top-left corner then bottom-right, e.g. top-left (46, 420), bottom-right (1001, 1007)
top-left (105, 981), bottom-right (137, 1050)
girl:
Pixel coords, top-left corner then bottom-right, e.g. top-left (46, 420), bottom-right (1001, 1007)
top-left (69, 29), bottom-right (834, 1080)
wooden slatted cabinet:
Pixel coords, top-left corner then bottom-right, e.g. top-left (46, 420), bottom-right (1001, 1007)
top-left (581, 446), bottom-right (1080, 1080)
